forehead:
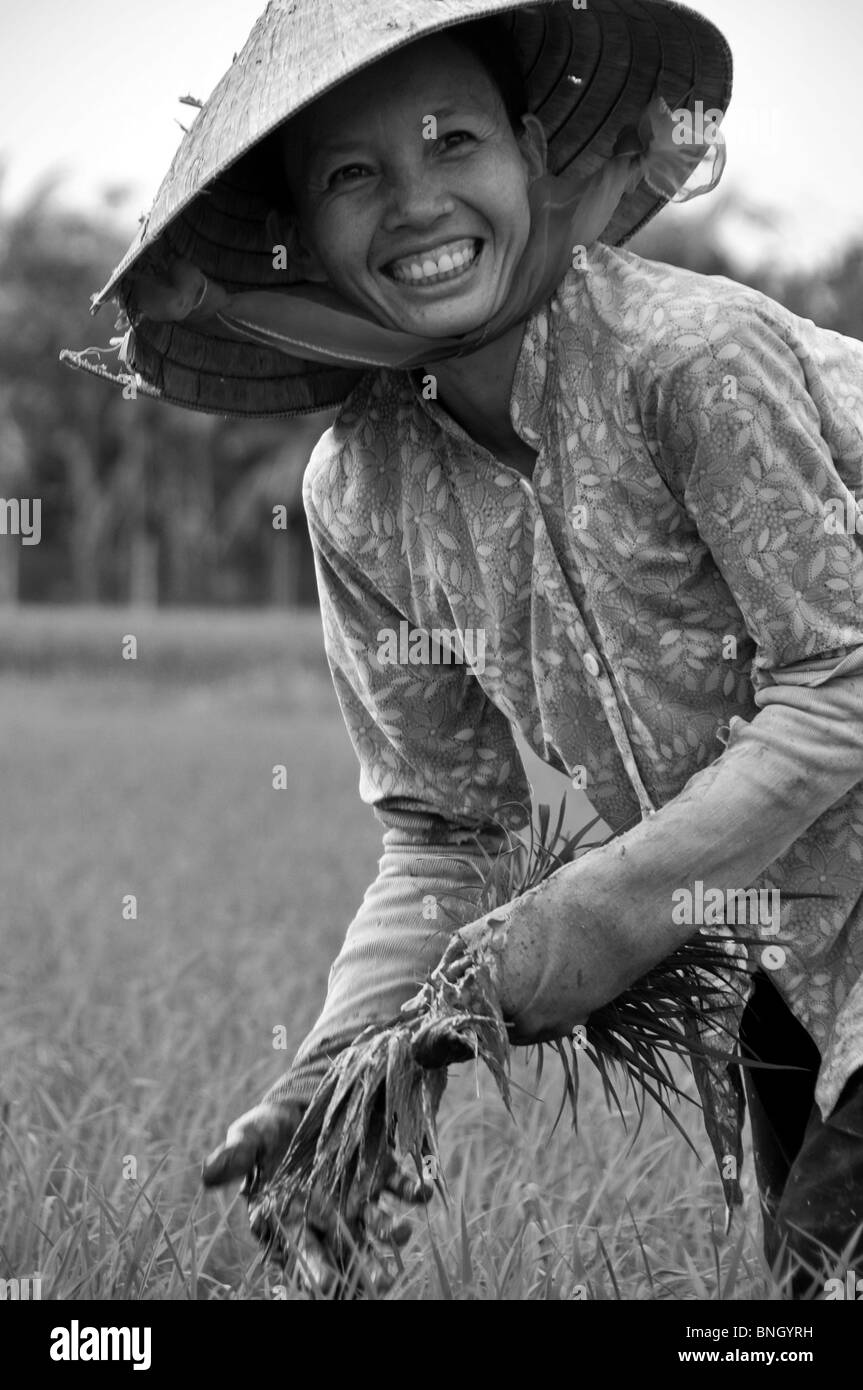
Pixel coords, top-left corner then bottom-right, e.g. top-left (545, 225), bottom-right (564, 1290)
top-left (286, 33), bottom-right (503, 161)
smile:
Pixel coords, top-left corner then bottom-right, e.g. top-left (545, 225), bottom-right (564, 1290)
top-left (384, 237), bottom-right (482, 287)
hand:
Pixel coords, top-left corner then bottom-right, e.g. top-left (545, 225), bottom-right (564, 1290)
top-left (201, 1099), bottom-right (433, 1297)
top-left (406, 932), bottom-right (499, 1068)
top-left (407, 920), bottom-right (584, 1067)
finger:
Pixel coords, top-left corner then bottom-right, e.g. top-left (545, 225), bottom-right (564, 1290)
top-left (383, 1165), bottom-right (436, 1205)
top-left (436, 932), bottom-right (475, 972)
top-left (412, 1008), bottom-right (479, 1068)
top-left (438, 954), bottom-right (473, 983)
top-left (250, 1200), bottom-right (292, 1259)
top-left (272, 1220), bottom-right (340, 1298)
top-left (413, 1033), bottom-right (476, 1068)
top-left (257, 1192), bottom-right (400, 1299)
top-left (248, 1195), bottom-right (337, 1295)
top-left (303, 1213), bottom-right (375, 1300)
top-left (294, 1228), bottom-right (342, 1298)
top-left (366, 1209), bottom-right (413, 1247)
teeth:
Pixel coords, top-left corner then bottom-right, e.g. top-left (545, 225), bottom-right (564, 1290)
top-left (389, 238), bottom-right (479, 285)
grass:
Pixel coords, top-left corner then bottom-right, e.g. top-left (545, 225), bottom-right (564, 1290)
top-left (0, 605), bottom-right (786, 1300)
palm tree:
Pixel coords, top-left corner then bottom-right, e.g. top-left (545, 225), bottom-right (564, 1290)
top-left (216, 413), bottom-right (334, 605)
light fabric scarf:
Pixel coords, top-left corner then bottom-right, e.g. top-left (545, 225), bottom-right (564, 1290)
top-left (123, 92), bottom-right (725, 371)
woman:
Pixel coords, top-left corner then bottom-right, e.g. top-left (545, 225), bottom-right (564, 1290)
top-left (64, 0), bottom-right (863, 1298)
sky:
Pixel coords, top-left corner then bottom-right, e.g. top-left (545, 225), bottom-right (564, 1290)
top-left (1, 0), bottom-right (861, 271)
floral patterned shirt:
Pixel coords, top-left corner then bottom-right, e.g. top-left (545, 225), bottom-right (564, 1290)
top-left (272, 244), bottom-right (863, 1205)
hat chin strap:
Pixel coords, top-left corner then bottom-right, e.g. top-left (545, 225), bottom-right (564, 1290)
top-left (126, 92), bottom-right (725, 374)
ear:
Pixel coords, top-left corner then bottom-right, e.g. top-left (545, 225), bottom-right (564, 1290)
top-left (518, 113), bottom-right (548, 182)
top-left (264, 207), bottom-right (329, 284)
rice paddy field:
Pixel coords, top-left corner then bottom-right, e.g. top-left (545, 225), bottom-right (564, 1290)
top-left (0, 606), bottom-right (785, 1301)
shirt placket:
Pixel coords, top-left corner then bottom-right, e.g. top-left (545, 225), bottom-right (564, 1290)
top-left (413, 377), bottom-right (659, 822)
top-left (519, 465), bottom-right (659, 822)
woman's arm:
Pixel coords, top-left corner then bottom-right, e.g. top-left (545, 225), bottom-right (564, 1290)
top-left (446, 305), bottom-right (863, 1039)
top-left (260, 434), bottom-right (533, 1102)
top-left (458, 658), bottom-right (863, 1040)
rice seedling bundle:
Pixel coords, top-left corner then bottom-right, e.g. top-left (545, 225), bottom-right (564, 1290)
top-left (250, 800), bottom-right (810, 1282)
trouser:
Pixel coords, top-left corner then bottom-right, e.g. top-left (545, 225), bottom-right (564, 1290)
top-left (738, 972), bottom-right (863, 1299)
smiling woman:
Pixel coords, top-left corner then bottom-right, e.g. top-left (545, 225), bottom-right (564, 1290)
top-left (259, 30), bottom-right (550, 465)
top-left (61, 0), bottom-right (863, 1307)
top-left (268, 31), bottom-right (544, 343)
top-left (65, 0), bottom-right (729, 420)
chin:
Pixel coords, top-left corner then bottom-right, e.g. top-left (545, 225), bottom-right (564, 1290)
top-left (422, 314), bottom-right (490, 338)
top-left (391, 293), bottom-right (500, 339)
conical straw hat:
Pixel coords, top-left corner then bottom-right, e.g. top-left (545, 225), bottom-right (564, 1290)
top-left (62, 0), bottom-right (732, 419)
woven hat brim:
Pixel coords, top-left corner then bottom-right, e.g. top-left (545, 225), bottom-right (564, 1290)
top-left (75, 0), bottom-right (732, 420)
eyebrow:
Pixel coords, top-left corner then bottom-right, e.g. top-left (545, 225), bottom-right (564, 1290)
top-left (304, 99), bottom-right (490, 159)
top-left (431, 101), bottom-right (489, 121)
top-left (304, 136), bottom-right (368, 160)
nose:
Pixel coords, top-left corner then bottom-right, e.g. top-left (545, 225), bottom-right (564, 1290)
top-left (380, 161), bottom-right (456, 233)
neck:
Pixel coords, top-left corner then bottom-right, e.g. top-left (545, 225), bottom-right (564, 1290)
top-left (421, 320), bottom-right (533, 462)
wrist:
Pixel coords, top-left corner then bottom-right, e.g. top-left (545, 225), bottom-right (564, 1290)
top-left (261, 1030), bottom-right (360, 1109)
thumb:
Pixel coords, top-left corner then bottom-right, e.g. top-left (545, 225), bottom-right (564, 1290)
top-left (201, 1100), bottom-right (303, 1188)
top-left (201, 1133), bottom-right (259, 1188)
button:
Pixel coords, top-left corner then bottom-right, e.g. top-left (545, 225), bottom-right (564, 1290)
top-left (761, 945), bottom-right (787, 972)
top-left (582, 652), bottom-right (600, 678)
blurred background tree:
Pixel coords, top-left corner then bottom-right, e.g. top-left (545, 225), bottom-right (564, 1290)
top-left (0, 168), bottom-right (860, 608)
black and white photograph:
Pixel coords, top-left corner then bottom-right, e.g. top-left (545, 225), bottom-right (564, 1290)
top-left (2, 0), bottom-right (863, 1348)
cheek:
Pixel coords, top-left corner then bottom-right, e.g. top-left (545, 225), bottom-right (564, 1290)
top-left (310, 204), bottom-right (374, 274)
top-left (463, 159), bottom-right (532, 251)
top-left (492, 186), bottom-right (532, 260)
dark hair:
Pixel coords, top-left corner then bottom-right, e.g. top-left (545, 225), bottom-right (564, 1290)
top-left (447, 17), bottom-right (528, 132)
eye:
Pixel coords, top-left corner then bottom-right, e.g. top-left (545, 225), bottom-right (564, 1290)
top-left (438, 130), bottom-right (476, 150)
top-left (328, 163), bottom-right (371, 187)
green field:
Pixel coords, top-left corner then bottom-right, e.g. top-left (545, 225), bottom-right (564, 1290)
top-left (0, 607), bottom-right (780, 1300)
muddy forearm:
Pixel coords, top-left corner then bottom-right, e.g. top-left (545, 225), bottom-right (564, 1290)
top-left (463, 685), bottom-right (863, 1040)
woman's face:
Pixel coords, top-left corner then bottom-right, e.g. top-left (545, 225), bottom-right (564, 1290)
top-left (279, 33), bottom-right (546, 338)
